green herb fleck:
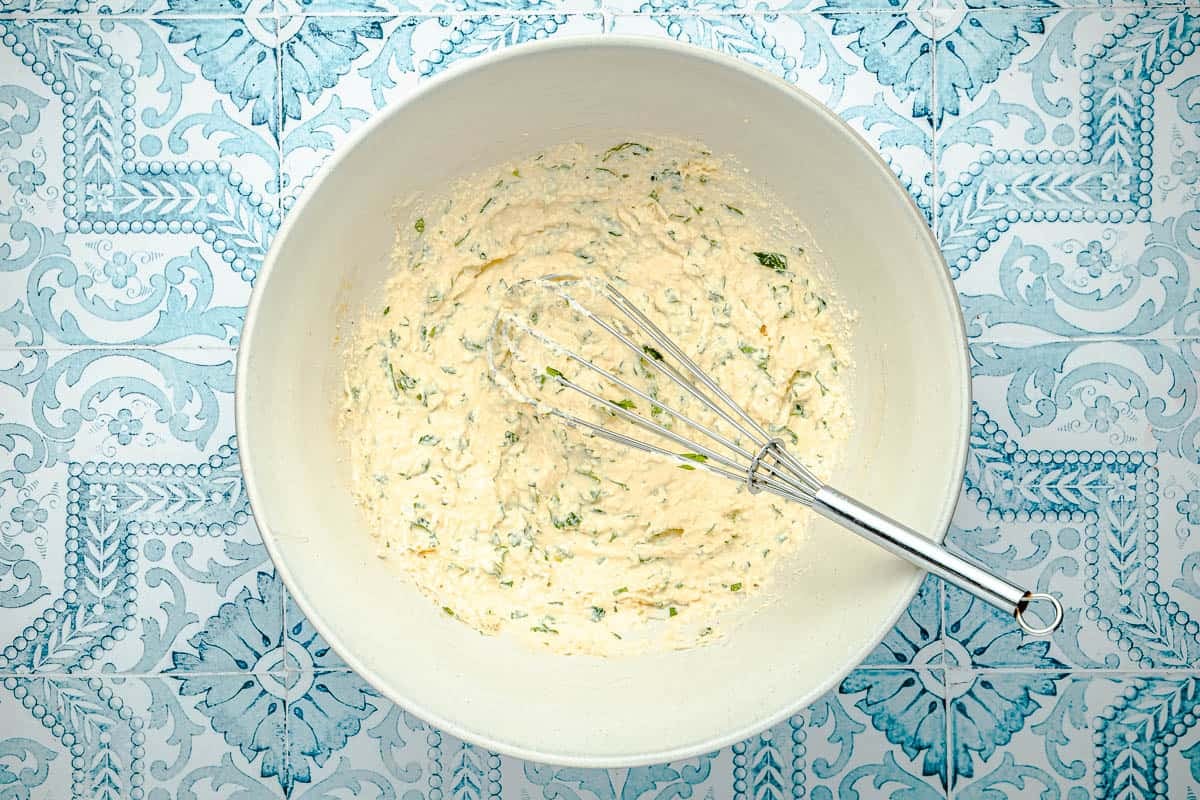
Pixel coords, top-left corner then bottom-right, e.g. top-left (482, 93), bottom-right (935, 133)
top-left (678, 464), bottom-right (696, 471)
top-left (480, 197), bottom-right (494, 214)
top-left (504, 431), bottom-right (519, 445)
top-left (387, 361), bottom-right (418, 392)
top-left (613, 586), bottom-right (629, 595)
top-left (453, 229), bottom-right (471, 247)
top-left (754, 251), bottom-right (789, 273)
top-left (651, 527), bottom-right (684, 539)
top-left (730, 582), bottom-right (743, 592)
top-left (724, 204), bottom-right (744, 215)
top-left (680, 453), bottom-right (708, 463)
top-left (545, 366), bottom-right (564, 378)
top-left (414, 217), bottom-right (425, 234)
top-left (612, 399), bottom-right (636, 411)
top-left (382, 305), bottom-right (390, 316)
top-left (642, 345), bottom-right (664, 361)
top-left (553, 511), bottom-right (581, 530)
top-left (442, 606), bottom-right (455, 617)
top-left (590, 607), bottom-right (607, 622)
top-left (418, 434), bottom-right (439, 446)
top-left (602, 142), bottom-right (652, 161)
top-left (668, 607), bottom-right (678, 618)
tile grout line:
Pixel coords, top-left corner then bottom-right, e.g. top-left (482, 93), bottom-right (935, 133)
top-left (2, 5), bottom-right (1191, 19)
top-left (271, 9), bottom-right (292, 787)
top-left (931, 31), bottom-right (948, 800)
top-left (941, 582), bottom-right (953, 800)
top-left (8, 666), bottom-right (1200, 678)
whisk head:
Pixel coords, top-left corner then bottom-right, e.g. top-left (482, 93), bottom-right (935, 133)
top-left (486, 275), bottom-right (825, 505)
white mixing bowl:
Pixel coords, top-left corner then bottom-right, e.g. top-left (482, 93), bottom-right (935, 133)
top-left (236, 37), bottom-right (969, 766)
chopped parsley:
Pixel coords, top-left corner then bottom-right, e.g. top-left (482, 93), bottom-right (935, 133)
top-left (553, 511), bottom-right (581, 529)
top-left (602, 142), bottom-right (652, 161)
top-left (754, 251), bottom-right (788, 273)
top-left (642, 345), bottom-right (664, 361)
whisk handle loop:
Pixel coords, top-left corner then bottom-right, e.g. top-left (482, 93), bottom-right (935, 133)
top-left (811, 487), bottom-right (1063, 637)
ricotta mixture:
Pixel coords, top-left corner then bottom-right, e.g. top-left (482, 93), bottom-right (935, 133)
top-left (339, 139), bottom-right (854, 656)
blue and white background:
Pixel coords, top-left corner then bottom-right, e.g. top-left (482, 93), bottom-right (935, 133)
top-left (1, 0), bottom-right (1199, 796)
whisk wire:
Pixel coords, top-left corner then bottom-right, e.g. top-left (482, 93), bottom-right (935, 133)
top-left (603, 283), bottom-right (824, 496)
top-left (538, 280), bottom-right (819, 496)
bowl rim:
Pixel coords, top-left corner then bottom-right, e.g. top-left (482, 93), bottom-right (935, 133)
top-left (235, 33), bottom-right (971, 768)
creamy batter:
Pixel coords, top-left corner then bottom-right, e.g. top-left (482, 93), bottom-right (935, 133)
top-left (339, 139), bottom-right (854, 656)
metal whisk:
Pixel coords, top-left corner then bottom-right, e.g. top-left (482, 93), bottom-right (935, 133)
top-left (488, 275), bottom-right (1063, 636)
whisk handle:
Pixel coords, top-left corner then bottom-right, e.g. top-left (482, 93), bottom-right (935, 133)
top-left (811, 487), bottom-right (1063, 637)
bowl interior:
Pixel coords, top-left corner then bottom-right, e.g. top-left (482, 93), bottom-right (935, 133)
top-left (238, 39), bottom-right (968, 766)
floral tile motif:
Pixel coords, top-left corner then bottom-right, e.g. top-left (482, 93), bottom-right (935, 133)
top-left (0, 675), bottom-right (289, 798)
top-left (0, 347), bottom-right (283, 678)
top-left (953, 363), bottom-right (1200, 671)
top-left (936, 10), bottom-right (1200, 286)
top-left (275, 668), bottom-right (950, 799)
top-left (944, 671), bottom-right (1093, 796)
top-left (943, 674), bottom-right (1200, 799)
top-left (860, 574), bottom-right (948, 667)
top-left (4, 1), bottom-right (1200, 799)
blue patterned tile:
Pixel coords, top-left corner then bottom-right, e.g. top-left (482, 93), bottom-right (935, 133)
top-left (0, 347), bottom-right (278, 679)
top-left (936, 11), bottom-right (1200, 287)
top-left (944, 675), bottom-right (1200, 799)
top-left (953, 359), bottom-right (1200, 670)
top-left (284, 669), bottom-right (434, 797)
top-left (276, 669), bottom-right (950, 799)
top-left (0, 222), bottom-right (253, 349)
top-left (944, 671), bottom-right (1090, 797)
top-left (0, 17), bottom-right (280, 300)
top-left (1, 675), bottom-right (290, 798)
top-left (943, 11), bottom-right (1200, 344)
top-left (811, 669), bottom-right (951, 796)
top-left (861, 575), bottom-right (947, 667)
